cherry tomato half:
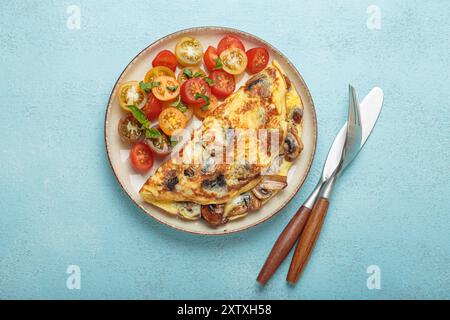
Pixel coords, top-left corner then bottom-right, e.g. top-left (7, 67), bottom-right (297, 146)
top-left (142, 92), bottom-right (162, 121)
top-left (194, 95), bottom-right (218, 120)
top-left (151, 76), bottom-right (180, 101)
top-left (209, 70), bottom-right (235, 99)
top-left (203, 46), bottom-right (219, 71)
top-left (130, 142), bottom-right (154, 173)
top-left (177, 66), bottom-right (206, 84)
top-left (118, 114), bottom-right (144, 145)
top-left (144, 66), bottom-right (175, 84)
top-left (246, 47), bottom-right (269, 74)
top-left (180, 78), bottom-right (211, 106)
top-left (175, 37), bottom-right (203, 66)
top-left (117, 81), bottom-right (147, 111)
top-left (160, 97), bottom-right (194, 122)
top-left (217, 35), bottom-right (245, 54)
top-left (220, 48), bottom-right (248, 75)
top-left (158, 107), bottom-right (187, 136)
top-left (144, 125), bottom-right (173, 156)
top-left (152, 50), bottom-right (177, 72)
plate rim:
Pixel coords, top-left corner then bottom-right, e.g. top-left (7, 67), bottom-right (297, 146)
top-left (104, 26), bottom-right (317, 236)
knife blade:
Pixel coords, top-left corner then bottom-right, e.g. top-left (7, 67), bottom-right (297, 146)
top-left (322, 87), bottom-right (384, 180)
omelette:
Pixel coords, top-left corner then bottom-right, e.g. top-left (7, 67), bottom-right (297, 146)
top-left (140, 61), bottom-right (304, 226)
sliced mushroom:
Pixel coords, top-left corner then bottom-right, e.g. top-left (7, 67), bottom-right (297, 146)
top-left (252, 186), bottom-right (273, 200)
top-left (291, 107), bottom-right (303, 125)
top-left (202, 173), bottom-right (226, 189)
top-left (201, 204), bottom-right (227, 227)
top-left (284, 127), bottom-right (303, 161)
top-left (245, 73), bottom-right (271, 98)
top-left (165, 170), bottom-right (179, 191)
top-left (227, 193), bottom-right (261, 217)
top-left (183, 166), bottom-right (196, 178)
top-left (177, 202), bottom-right (201, 220)
top-left (252, 175), bottom-right (288, 200)
top-left (245, 73), bottom-right (267, 90)
top-left (260, 175), bottom-right (288, 190)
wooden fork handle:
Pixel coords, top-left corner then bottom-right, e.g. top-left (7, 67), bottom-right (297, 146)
top-left (257, 205), bottom-right (311, 285)
top-left (287, 197), bottom-right (330, 284)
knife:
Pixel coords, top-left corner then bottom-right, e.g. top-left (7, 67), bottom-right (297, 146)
top-left (257, 86), bottom-right (384, 285)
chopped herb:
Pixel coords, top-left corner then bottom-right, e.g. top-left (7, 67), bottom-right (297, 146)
top-left (214, 57), bottom-right (223, 69)
top-left (203, 77), bottom-right (214, 86)
top-left (170, 138), bottom-right (178, 147)
top-left (166, 85), bottom-right (179, 92)
top-left (127, 105), bottom-right (150, 128)
top-left (183, 68), bottom-right (193, 79)
top-left (170, 96), bottom-right (187, 113)
top-left (139, 81), bottom-right (160, 93)
top-left (195, 93), bottom-right (210, 111)
top-left (193, 72), bottom-right (204, 78)
top-left (145, 128), bottom-right (162, 139)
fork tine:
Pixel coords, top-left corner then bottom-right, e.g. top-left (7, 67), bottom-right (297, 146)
top-left (348, 84), bottom-right (361, 127)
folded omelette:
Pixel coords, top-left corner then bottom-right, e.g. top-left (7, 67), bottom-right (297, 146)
top-left (140, 61), bottom-right (304, 226)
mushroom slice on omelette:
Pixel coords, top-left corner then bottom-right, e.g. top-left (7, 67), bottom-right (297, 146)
top-left (139, 61), bottom-right (304, 226)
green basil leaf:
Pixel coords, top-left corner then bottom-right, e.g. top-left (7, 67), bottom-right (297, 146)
top-left (128, 105), bottom-right (149, 127)
top-left (139, 81), bottom-right (160, 93)
top-left (183, 68), bottom-right (193, 79)
top-left (195, 93), bottom-right (210, 102)
top-left (177, 103), bottom-right (187, 113)
top-left (166, 85), bottom-right (179, 92)
top-left (193, 72), bottom-right (204, 78)
top-left (170, 96), bottom-right (187, 113)
top-left (203, 77), bottom-right (214, 86)
top-left (214, 57), bottom-right (223, 69)
top-left (145, 128), bottom-right (162, 139)
top-left (195, 94), bottom-right (210, 111)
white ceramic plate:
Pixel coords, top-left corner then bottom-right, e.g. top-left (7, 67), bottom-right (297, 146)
top-left (104, 27), bottom-right (317, 235)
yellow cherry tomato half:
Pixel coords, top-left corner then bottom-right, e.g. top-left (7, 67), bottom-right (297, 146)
top-left (219, 47), bottom-right (248, 75)
top-left (177, 66), bottom-right (206, 84)
top-left (175, 37), bottom-right (204, 66)
top-left (158, 107), bottom-right (187, 136)
top-left (151, 76), bottom-right (180, 101)
top-left (117, 81), bottom-right (147, 111)
top-left (161, 97), bottom-right (194, 122)
top-left (144, 66), bottom-right (175, 84)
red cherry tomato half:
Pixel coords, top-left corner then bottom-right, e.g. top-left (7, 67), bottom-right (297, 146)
top-left (142, 93), bottom-right (163, 121)
top-left (203, 46), bottom-right (219, 71)
top-left (209, 70), bottom-right (235, 99)
top-left (130, 142), bottom-right (154, 173)
top-left (217, 35), bottom-right (245, 54)
top-left (180, 78), bottom-right (211, 106)
top-left (246, 47), bottom-right (269, 74)
top-left (152, 50), bottom-right (177, 72)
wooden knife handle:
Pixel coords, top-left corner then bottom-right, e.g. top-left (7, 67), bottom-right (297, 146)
top-left (287, 197), bottom-right (329, 284)
top-left (257, 205), bottom-right (311, 285)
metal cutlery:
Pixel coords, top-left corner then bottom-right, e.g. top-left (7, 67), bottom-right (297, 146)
top-left (257, 86), bottom-right (384, 285)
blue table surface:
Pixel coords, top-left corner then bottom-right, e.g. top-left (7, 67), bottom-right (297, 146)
top-left (1, 0), bottom-right (449, 299)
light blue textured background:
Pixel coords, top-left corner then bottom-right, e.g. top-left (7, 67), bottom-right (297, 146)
top-left (1, 0), bottom-right (449, 300)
